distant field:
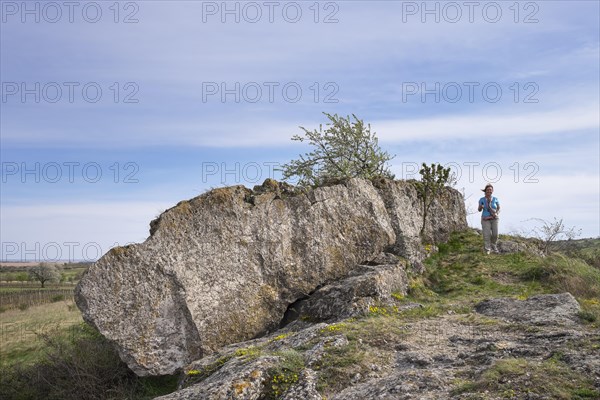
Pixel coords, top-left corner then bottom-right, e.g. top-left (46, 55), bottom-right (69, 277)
top-left (0, 262), bottom-right (91, 270)
top-left (0, 283), bottom-right (76, 289)
top-left (1, 288), bottom-right (75, 311)
top-left (0, 262), bottom-right (41, 268)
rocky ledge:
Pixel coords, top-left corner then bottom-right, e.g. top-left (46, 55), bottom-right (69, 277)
top-left (154, 292), bottom-right (598, 399)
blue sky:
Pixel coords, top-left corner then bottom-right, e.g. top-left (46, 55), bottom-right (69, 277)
top-left (1, 0), bottom-right (599, 261)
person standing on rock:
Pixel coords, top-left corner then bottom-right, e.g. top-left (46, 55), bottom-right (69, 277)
top-left (478, 183), bottom-right (500, 254)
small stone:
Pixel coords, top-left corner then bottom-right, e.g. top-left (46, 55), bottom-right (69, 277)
top-left (353, 373), bottom-right (361, 381)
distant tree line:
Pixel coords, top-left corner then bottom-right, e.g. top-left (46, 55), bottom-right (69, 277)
top-left (0, 262), bottom-right (87, 287)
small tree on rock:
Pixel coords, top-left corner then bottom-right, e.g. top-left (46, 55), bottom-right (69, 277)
top-left (413, 163), bottom-right (451, 237)
top-left (281, 113), bottom-right (395, 188)
top-left (29, 262), bottom-right (60, 288)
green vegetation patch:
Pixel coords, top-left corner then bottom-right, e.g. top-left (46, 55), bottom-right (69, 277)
top-left (182, 354), bottom-right (234, 387)
top-left (313, 317), bottom-right (399, 396)
top-left (263, 349), bottom-right (305, 399)
top-left (520, 253), bottom-right (600, 299)
top-left (579, 298), bottom-right (600, 326)
top-left (314, 338), bottom-right (373, 396)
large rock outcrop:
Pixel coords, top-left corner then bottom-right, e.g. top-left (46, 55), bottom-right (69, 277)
top-left (75, 178), bottom-right (466, 376)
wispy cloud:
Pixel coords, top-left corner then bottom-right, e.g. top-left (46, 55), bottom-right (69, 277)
top-left (1, 201), bottom-right (173, 261)
top-left (375, 105), bottom-right (599, 143)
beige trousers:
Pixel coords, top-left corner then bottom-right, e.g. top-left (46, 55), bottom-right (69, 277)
top-left (482, 218), bottom-right (499, 251)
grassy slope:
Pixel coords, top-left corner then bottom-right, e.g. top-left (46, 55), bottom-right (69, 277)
top-left (420, 231), bottom-right (599, 314)
top-left (312, 229), bottom-right (600, 398)
top-left (0, 300), bottom-right (83, 366)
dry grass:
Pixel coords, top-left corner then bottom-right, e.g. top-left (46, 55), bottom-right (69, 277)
top-left (0, 300), bottom-right (82, 366)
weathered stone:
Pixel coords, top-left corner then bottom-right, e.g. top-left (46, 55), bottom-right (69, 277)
top-left (76, 178), bottom-right (466, 376)
top-left (268, 323), bottom-right (329, 351)
top-left (323, 308), bottom-right (598, 400)
top-left (475, 293), bottom-right (581, 325)
top-left (496, 239), bottom-right (544, 256)
top-left (397, 351), bottom-right (434, 368)
top-left (330, 369), bottom-right (448, 400)
top-left (295, 263), bottom-right (408, 321)
top-left (154, 356), bottom-right (280, 400)
top-left (368, 252), bottom-right (403, 265)
top-left (372, 180), bottom-right (466, 270)
top-left (173, 322), bottom-right (329, 393)
top-left (281, 369), bottom-right (322, 400)
top-left (497, 240), bottom-right (520, 253)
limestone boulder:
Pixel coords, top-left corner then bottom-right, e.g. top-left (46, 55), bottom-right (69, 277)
top-left (75, 178), bottom-right (466, 376)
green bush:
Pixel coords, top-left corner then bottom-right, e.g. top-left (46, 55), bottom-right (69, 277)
top-left (51, 294), bottom-right (65, 302)
top-left (578, 310), bottom-right (597, 323)
top-left (281, 113), bottom-right (394, 188)
top-left (412, 163), bottom-right (452, 237)
top-left (264, 350), bottom-right (305, 400)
